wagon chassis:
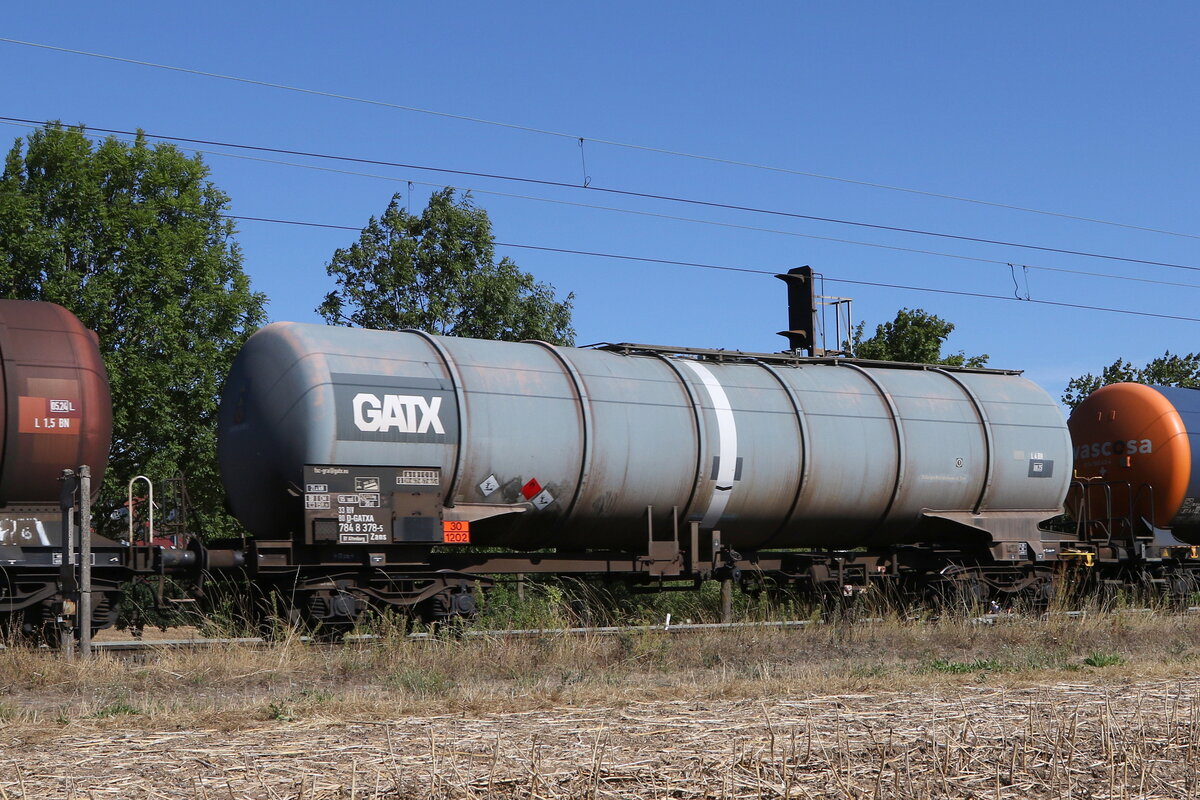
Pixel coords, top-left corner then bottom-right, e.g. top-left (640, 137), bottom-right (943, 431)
top-left (213, 508), bottom-right (1200, 630)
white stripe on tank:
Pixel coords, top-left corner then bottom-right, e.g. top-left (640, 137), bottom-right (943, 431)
top-left (681, 360), bottom-right (738, 530)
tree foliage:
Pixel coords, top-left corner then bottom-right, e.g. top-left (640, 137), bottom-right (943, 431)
top-left (318, 188), bottom-right (574, 344)
top-left (850, 308), bottom-right (989, 367)
top-left (1061, 352), bottom-right (1200, 409)
top-left (0, 123), bottom-right (266, 534)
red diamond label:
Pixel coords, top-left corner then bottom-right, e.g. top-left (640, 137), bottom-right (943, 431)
top-left (520, 478), bottom-right (542, 500)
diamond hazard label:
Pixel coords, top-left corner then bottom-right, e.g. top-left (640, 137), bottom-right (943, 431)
top-left (479, 475), bottom-right (499, 496)
top-left (532, 489), bottom-right (555, 511)
top-left (520, 478), bottom-right (542, 500)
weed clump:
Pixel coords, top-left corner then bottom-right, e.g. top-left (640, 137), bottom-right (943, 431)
top-left (1083, 651), bottom-right (1124, 667)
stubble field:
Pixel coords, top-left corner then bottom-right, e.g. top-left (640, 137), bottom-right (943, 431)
top-left (3, 609), bottom-right (1200, 798)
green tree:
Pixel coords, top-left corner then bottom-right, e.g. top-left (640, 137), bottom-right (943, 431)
top-left (850, 308), bottom-right (988, 366)
top-left (1061, 352), bottom-right (1200, 409)
top-left (0, 123), bottom-right (266, 534)
top-left (318, 188), bottom-right (574, 344)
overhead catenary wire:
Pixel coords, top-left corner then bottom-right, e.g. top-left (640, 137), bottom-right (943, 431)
top-left (227, 213), bottom-right (1200, 325)
top-left (1, 115), bottom-right (1196, 276)
top-left (229, 211), bottom-right (1200, 290)
top-left (3, 36), bottom-right (1198, 243)
top-left (173, 141), bottom-right (1200, 292)
top-left (5, 116), bottom-right (1198, 322)
top-left (3, 117), bottom-right (1197, 296)
top-left (219, 173), bottom-right (1200, 291)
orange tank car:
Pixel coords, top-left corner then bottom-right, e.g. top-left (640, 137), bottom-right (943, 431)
top-left (1068, 382), bottom-right (1200, 542)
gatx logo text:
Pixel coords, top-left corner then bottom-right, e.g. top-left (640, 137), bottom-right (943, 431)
top-left (352, 393), bottom-right (445, 434)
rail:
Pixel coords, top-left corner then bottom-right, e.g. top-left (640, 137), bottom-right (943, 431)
top-left (49, 606), bottom-right (1200, 654)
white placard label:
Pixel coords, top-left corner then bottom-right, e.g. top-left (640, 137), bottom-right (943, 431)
top-left (532, 489), bottom-right (555, 510)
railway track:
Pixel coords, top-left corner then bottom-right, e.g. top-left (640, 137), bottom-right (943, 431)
top-left (46, 605), bottom-right (1199, 654)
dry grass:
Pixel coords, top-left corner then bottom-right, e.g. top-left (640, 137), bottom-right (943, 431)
top-left (1, 609), bottom-right (1199, 797)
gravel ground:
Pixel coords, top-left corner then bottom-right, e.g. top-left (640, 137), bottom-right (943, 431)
top-left (3, 676), bottom-right (1198, 799)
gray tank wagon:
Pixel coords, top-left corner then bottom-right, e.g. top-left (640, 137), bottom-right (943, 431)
top-left (221, 323), bottom-right (1069, 551)
top-left (216, 322), bottom-right (1072, 623)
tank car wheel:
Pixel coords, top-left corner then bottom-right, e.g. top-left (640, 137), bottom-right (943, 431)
top-left (1015, 575), bottom-right (1056, 611)
top-left (12, 601), bottom-right (62, 648)
top-left (0, 610), bottom-right (39, 646)
top-left (88, 590), bottom-right (122, 639)
top-left (952, 575), bottom-right (988, 611)
top-left (306, 590), bottom-right (368, 641)
top-left (1129, 570), bottom-right (1164, 607)
top-left (418, 588), bottom-right (478, 631)
top-left (1166, 570), bottom-right (1200, 605)
top-left (1149, 569), bottom-right (1187, 604)
top-left (919, 578), bottom-right (958, 614)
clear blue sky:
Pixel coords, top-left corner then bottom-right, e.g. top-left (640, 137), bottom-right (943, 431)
top-left (3, 2), bottom-right (1198, 404)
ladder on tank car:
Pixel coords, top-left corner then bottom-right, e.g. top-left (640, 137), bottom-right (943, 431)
top-left (1068, 479), bottom-right (1156, 546)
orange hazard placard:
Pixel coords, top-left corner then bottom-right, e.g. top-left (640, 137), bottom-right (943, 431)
top-left (442, 520), bottom-right (471, 544)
